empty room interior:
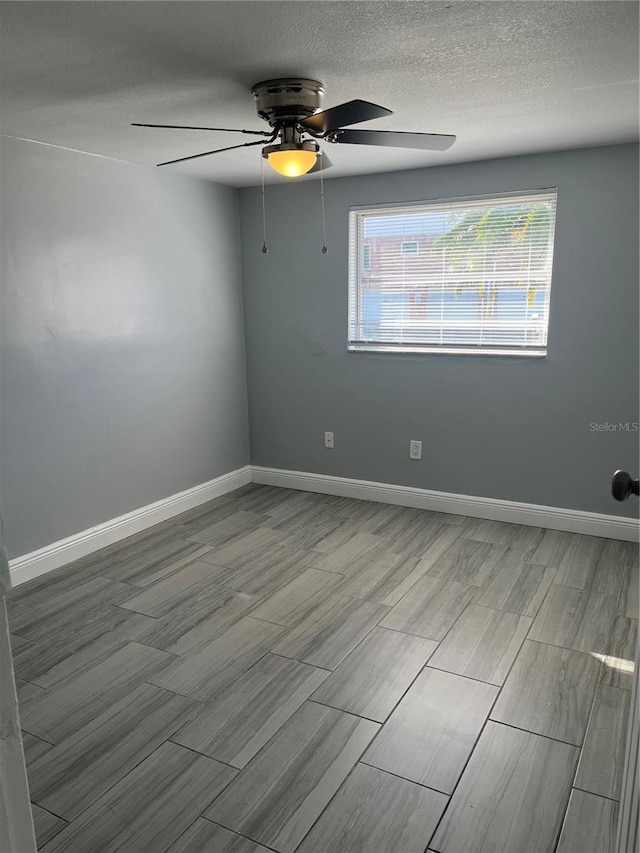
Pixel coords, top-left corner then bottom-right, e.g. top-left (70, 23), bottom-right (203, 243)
top-left (1, 2), bottom-right (639, 852)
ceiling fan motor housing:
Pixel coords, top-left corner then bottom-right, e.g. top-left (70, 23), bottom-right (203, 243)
top-left (252, 78), bottom-right (325, 126)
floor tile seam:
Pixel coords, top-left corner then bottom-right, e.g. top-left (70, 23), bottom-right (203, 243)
top-left (485, 718), bottom-right (585, 749)
top-left (357, 760), bottom-right (452, 797)
top-left (22, 729), bottom-right (57, 747)
top-left (464, 600), bottom-right (540, 621)
top-left (570, 786), bottom-right (622, 804)
top-left (198, 814), bottom-right (282, 853)
top-left (166, 738), bottom-right (240, 770)
top-left (29, 800), bottom-right (68, 824)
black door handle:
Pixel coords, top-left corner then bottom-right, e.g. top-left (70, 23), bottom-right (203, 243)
top-left (612, 470), bottom-right (640, 501)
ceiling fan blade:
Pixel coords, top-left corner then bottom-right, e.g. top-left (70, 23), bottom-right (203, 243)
top-left (299, 99), bottom-right (392, 134)
top-left (133, 123), bottom-right (271, 136)
top-left (332, 129), bottom-right (456, 151)
top-left (157, 137), bottom-right (268, 167)
top-left (308, 151), bottom-right (333, 173)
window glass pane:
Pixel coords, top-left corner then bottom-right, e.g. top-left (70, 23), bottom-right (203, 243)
top-left (348, 191), bottom-right (557, 356)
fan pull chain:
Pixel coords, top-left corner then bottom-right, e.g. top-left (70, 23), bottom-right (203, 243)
top-left (260, 153), bottom-right (268, 254)
top-left (320, 150), bottom-right (328, 254)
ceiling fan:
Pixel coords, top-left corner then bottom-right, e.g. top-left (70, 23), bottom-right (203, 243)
top-left (132, 78), bottom-right (456, 177)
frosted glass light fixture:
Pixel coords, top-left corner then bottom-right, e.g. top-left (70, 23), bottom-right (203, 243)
top-left (263, 141), bottom-right (318, 177)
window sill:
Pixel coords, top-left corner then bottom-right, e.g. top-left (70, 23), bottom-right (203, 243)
top-left (347, 344), bottom-right (547, 357)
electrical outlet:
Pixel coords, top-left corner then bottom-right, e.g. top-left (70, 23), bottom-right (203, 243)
top-left (324, 431), bottom-right (335, 449)
top-left (409, 439), bottom-right (422, 460)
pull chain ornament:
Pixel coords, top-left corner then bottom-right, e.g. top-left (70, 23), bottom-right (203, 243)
top-left (320, 150), bottom-right (328, 254)
top-left (260, 153), bottom-right (269, 253)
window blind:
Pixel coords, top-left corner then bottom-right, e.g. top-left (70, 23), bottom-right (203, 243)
top-left (348, 190), bottom-right (557, 356)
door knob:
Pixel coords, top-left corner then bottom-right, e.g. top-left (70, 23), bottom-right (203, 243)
top-left (611, 470), bottom-right (640, 501)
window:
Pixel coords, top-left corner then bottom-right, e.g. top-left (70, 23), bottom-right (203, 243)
top-left (348, 190), bottom-right (557, 356)
top-left (401, 240), bottom-right (419, 256)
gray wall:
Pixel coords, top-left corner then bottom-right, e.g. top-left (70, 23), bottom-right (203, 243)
top-left (0, 137), bottom-right (249, 558)
top-left (240, 143), bottom-right (639, 518)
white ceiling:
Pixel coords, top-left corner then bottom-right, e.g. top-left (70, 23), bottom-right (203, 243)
top-left (1, 1), bottom-right (638, 187)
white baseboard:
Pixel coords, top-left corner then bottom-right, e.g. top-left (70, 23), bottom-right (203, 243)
top-left (251, 466), bottom-right (640, 543)
top-left (9, 466), bottom-right (251, 587)
top-left (8, 461), bottom-right (638, 588)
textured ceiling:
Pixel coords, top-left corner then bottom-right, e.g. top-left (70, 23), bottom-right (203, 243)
top-left (0, 1), bottom-right (638, 187)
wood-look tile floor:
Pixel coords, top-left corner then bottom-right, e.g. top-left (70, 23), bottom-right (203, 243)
top-left (8, 484), bottom-right (639, 853)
